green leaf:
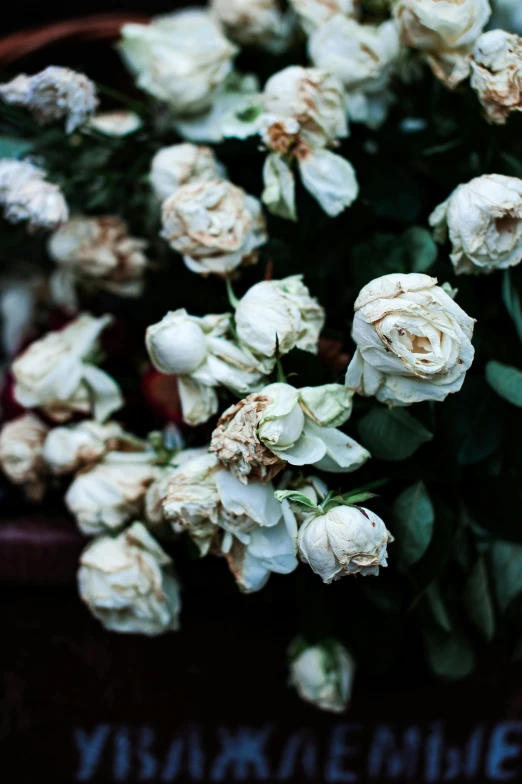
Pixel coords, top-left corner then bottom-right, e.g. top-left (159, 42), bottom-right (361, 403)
top-left (425, 582), bottom-right (452, 632)
top-left (502, 269), bottom-right (522, 344)
top-left (358, 406), bottom-right (433, 462)
top-left (393, 481), bottom-right (435, 572)
top-left (334, 491), bottom-right (377, 506)
top-left (403, 226), bottom-right (438, 272)
top-left (0, 135), bottom-right (33, 159)
top-left (274, 490), bottom-right (321, 511)
top-left (486, 361), bottom-right (522, 408)
top-left (422, 624), bottom-right (475, 680)
top-left (463, 558), bottom-right (495, 641)
top-left (491, 541), bottom-right (522, 613)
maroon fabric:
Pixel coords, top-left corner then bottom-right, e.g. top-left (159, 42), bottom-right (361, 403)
top-left (0, 515), bottom-right (83, 583)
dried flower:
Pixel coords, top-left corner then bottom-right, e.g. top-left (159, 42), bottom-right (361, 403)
top-left (78, 521), bottom-right (181, 635)
top-left (0, 66), bottom-right (98, 133)
top-left (161, 179), bottom-right (266, 276)
top-left (429, 173), bottom-right (522, 273)
top-left (48, 216), bottom-right (148, 307)
top-left (289, 0), bottom-right (358, 34)
top-left (211, 0), bottom-right (295, 52)
top-left (12, 314), bottom-right (123, 422)
top-left (0, 414), bottom-right (49, 501)
top-left (210, 382), bottom-right (368, 483)
top-left (150, 143), bottom-right (225, 202)
top-left (289, 640), bottom-right (355, 713)
top-left (43, 420), bottom-right (142, 475)
top-left (235, 275), bottom-right (325, 358)
top-left (345, 273), bottom-right (475, 404)
top-left (87, 110), bottom-right (142, 136)
top-left (470, 30), bottom-right (522, 124)
top-left (0, 159), bottom-right (68, 231)
top-left (298, 505), bottom-right (393, 582)
top-left (119, 10), bottom-right (237, 116)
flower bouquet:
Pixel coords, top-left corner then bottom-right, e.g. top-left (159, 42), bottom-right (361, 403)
top-left (1, 0), bottom-right (522, 713)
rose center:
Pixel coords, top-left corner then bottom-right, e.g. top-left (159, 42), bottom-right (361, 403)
top-left (495, 215), bottom-right (518, 236)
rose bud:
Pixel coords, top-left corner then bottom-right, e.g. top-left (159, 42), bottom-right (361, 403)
top-left (288, 639), bottom-right (355, 713)
top-left (150, 143), bottom-right (225, 202)
top-left (211, 0), bottom-right (296, 53)
top-left (43, 420), bottom-right (142, 475)
top-left (0, 413), bottom-right (49, 501)
top-left (0, 159), bottom-right (68, 231)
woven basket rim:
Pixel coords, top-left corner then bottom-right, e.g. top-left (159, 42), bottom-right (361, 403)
top-left (0, 12), bottom-right (151, 66)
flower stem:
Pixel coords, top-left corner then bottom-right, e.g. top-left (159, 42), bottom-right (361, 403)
top-left (225, 277), bottom-right (240, 309)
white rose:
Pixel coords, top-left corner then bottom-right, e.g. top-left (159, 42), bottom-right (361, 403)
top-left (146, 309), bottom-right (272, 426)
top-left (150, 143), bottom-right (225, 202)
top-left (144, 446), bottom-right (211, 528)
top-left (289, 641), bottom-right (355, 713)
top-left (223, 516), bottom-right (297, 592)
top-left (309, 18), bottom-right (401, 94)
top-left (235, 275), bottom-right (325, 358)
top-left (12, 314), bottom-right (123, 422)
top-left (48, 216), bottom-right (148, 305)
top-left (262, 66), bottom-right (348, 150)
top-left (119, 10), bottom-right (238, 116)
top-left (0, 66), bottom-right (98, 133)
top-left (469, 30), bottom-right (522, 124)
top-left (78, 521), bottom-right (181, 636)
top-left (345, 273), bottom-right (475, 404)
top-left (289, 0), bottom-right (358, 34)
top-left (0, 414), bottom-right (49, 501)
top-left (161, 179), bottom-right (266, 276)
top-left (0, 159), bottom-right (68, 231)
top-left (65, 453), bottom-right (157, 535)
top-left (429, 173), bottom-right (522, 273)
top-left (490, 0), bottom-right (522, 36)
top-left (394, 0), bottom-right (491, 53)
top-left (298, 504), bottom-right (393, 582)
top-left (43, 420), bottom-right (141, 475)
top-left (210, 382), bottom-right (368, 483)
top-left (211, 0), bottom-right (296, 52)
top-left (88, 110), bottom-right (142, 136)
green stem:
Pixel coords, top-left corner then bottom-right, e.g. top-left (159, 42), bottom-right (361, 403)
top-left (225, 277), bottom-right (240, 309)
top-left (276, 357), bottom-right (286, 384)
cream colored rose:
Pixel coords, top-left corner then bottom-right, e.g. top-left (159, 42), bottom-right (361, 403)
top-left (0, 414), bottom-right (49, 501)
top-left (289, 0), bottom-right (358, 34)
top-left (43, 420), bottom-right (141, 475)
top-left (12, 314), bottom-right (123, 423)
top-left (150, 143), bottom-right (225, 202)
top-left (119, 10), bottom-right (237, 116)
top-left (429, 174), bottom-right (522, 273)
top-left (0, 159), bottom-right (68, 231)
top-left (298, 505), bottom-right (393, 582)
top-left (78, 521), bottom-right (181, 635)
top-left (235, 275), bottom-right (325, 358)
top-left (145, 309), bottom-right (273, 426)
top-left (88, 110), bottom-right (142, 136)
top-left (345, 273), bottom-right (475, 404)
top-left (0, 66), bottom-right (98, 133)
top-left (48, 216), bottom-right (148, 305)
top-left (470, 30), bottom-right (522, 124)
top-left (210, 382), bottom-right (368, 483)
top-left (65, 453), bottom-right (157, 535)
top-left (161, 179), bottom-right (266, 276)
top-left (289, 640), bottom-right (355, 712)
top-left (211, 0), bottom-right (295, 52)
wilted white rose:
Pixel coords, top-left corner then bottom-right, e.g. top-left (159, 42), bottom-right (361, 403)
top-left (43, 420), bottom-right (142, 475)
top-left (144, 446), bottom-right (210, 527)
top-left (0, 159), bottom-right (68, 231)
top-left (210, 382), bottom-right (368, 483)
top-left (66, 453), bottom-right (157, 535)
top-left (146, 309), bottom-right (272, 425)
top-left (469, 30), bottom-right (522, 124)
top-left (345, 273), bottom-right (475, 404)
top-left (289, 0), bottom-right (358, 34)
top-left (298, 505), bottom-right (393, 582)
top-left (0, 66), bottom-right (98, 133)
top-left (289, 640), bottom-right (355, 712)
top-left (490, 0), bottom-right (522, 36)
top-left (12, 314), bottom-right (123, 422)
top-left (429, 173), bottom-right (522, 273)
top-left (150, 143), bottom-right (225, 202)
top-left (235, 275), bottom-right (325, 358)
top-left (211, 0), bottom-right (296, 52)
top-left (161, 179), bottom-right (266, 276)
top-left (88, 110), bottom-right (142, 136)
top-left (309, 18), bottom-right (401, 94)
top-left (119, 10), bottom-right (238, 116)
top-left (78, 521), bottom-right (181, 635)
top-left (394, 0), bottom-right (491, 86)
top-left (0, 414), bottom-right (49, 501)
top-left (48, 216), bottom-right (148, 305)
